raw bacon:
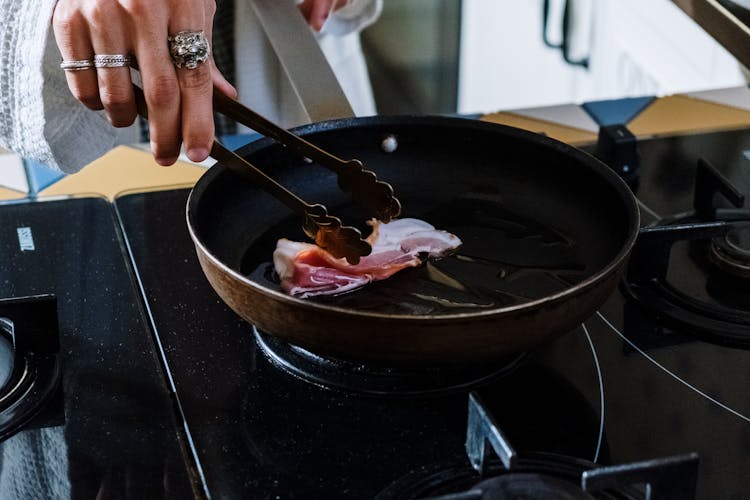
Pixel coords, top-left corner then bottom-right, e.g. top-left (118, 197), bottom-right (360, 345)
top-left (273, 218), bottom-right (462, 298)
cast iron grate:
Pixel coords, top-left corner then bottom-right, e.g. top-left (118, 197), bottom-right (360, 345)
top-left (376, 393), bottom-right (699, 499)
top-left (622, 159), bottom-right (750, 347)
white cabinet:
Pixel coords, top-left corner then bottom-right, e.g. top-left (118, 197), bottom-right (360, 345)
top-left (458, 0), bottom-right (746, 114)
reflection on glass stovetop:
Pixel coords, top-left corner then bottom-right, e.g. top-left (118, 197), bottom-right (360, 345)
top-left (0, 197), bottom-right (194, 499)
top-left (114, 124), bottom-right (750, 499)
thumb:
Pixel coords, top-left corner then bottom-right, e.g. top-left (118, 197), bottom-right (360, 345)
top-left (211, 64), bottom-right (237, 99)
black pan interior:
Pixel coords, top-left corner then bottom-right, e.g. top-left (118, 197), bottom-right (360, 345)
top-left (190, 116), bottom-right (636, 316)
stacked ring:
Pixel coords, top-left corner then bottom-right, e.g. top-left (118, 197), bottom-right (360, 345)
top-left (60, 59), bottom-right (94, 71)
top-left (93, 54), bottom-right (133, 68)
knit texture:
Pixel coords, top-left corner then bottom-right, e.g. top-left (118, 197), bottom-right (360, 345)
top-left (0, 427), bottom-right (71, 499)
top-left (0, 0), bottom-right (116, 173)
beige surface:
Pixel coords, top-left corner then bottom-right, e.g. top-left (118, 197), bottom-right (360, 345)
top-left (628, 94), bottom-right (750, 137)
top-left (480, 112), bottom-right (598, 145)
top-left (40, 146), bottom-right (206, 200)
top-left (483, 94), bottom-right (750, 145)
top-left (0, 186), bottom-right (25, 200)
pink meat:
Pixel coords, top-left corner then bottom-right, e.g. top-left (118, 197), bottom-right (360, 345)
top-left (273, 218), bottom-right (462, 298)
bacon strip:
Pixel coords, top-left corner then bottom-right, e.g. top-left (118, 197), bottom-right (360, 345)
top-left (273, 218), bottom-right (462, 298)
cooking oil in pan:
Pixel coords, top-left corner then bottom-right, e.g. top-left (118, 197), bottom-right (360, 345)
top-left (241, 195), bottom-right (594, 315)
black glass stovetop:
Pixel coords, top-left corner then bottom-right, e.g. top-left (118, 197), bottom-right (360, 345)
top-left (2, 127), bottom-right (750, 498)
top-left (0, 196), bottom-right (196, 498)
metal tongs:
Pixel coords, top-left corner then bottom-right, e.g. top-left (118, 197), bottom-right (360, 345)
top-left (133, 87), bottom-right (401, 264)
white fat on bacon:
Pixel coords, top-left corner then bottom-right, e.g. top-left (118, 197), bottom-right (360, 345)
top-left (273, 218), bottom-right (462, 298)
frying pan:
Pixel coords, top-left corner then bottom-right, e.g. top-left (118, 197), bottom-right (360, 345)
top-left (187, 115), bottom-right (639, 364)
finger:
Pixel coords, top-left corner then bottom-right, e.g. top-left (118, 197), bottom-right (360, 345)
top-left (52, 3), bottom-right (102, 110)
top-left (88, 3), bottom-right (136, 127)
top-left (298, 0), bottom-right (314, 21)
top-left (170, 8), bottom-right (215, 162)
top-left (301, 0), bottom-right (336, 31)
top-left (133, 25), bottom-right (181, 166)
top-left (211, 63), bottom-right (237, 99)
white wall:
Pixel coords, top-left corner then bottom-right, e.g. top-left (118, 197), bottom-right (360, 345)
top-left (458, 0), bottom-right (746, 114)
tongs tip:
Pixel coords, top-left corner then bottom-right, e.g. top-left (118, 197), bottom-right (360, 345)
top-left (377, 192), bottom-right (402, 223)
top-left (211, 91), bottom-right (400, 262)
top-left (338, 159), bottom-right (402, 223)
top-left (304, 206), bottom-right (371, 264)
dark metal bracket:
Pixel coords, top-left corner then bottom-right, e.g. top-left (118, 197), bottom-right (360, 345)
top-left (465, 392), bottom-right (698, 498)
top-left (466, 392), bottom-right (517, 475)
top-left (694, 158), bottom-right (745, 221)
top-left (582, 452), bottom-right (700, 500)
top-left (627, 222), bottom-right (730, 284)
top-left (595, 124), bottom-right (641, 184)
top-left (627, 157), bottom-right (746, 285)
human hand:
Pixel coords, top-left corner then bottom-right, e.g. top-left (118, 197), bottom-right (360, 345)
top-left (299, 0), bottom-right (350, 31)
top-left (52, 0), bottom-right (237, 166)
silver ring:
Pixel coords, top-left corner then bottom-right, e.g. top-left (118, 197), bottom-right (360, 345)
top-left (93, 54), bottom-right (133, 68)
top-left (60, 59), bottom-right (94, 71)
top-left (168, 30), bottom-right (210, 69)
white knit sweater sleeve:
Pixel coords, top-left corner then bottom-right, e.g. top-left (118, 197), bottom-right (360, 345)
top-left (0, 0), bottom-right (116, 173)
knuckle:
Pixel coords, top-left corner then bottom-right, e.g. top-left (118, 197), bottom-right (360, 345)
top-left (180, 67), bottom-right (211, 92)
top-left (52, 8), bottom-right (84, 41)
top-left (71, 87), bottom-right (101, 109)
top-left (52, 7), bottom-right (76, 30)
top-left (83, 0), bottom-right (116, 25)
top-left (145, 74), bottom-right (180, 105)
top-left (99, 84), bottom-right (132, 109)
top-left (120, 0), bottom-right (149, 18)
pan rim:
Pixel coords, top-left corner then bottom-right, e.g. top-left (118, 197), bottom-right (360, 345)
top-left (186, 115), bottom-right (640, 322)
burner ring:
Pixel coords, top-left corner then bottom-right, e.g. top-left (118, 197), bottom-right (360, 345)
top-left (710, 221), bottom-right (750, 279)
top-left (0, 325), bottom-right (13, 390)
top-left (622, 211), bottom-right (750, 347)
top-left (375, 454), bottom-right (642, 499)
top-left (472, 473), bottom-right (598, 499)
top-left (254, 327), bottom-right (528, 397)
top-left (0, 318), bottom-right (62, 441)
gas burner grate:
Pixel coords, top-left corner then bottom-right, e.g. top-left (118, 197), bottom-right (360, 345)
top-left (254, 328), bottom-right (527, 396)
top-left (376, 393), bottom-right (698, 500)
top-left (622, 159), bottom-right (750, 347)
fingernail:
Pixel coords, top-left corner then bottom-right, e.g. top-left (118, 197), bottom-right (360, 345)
top-left (187, 148), bottom-right (209, 162)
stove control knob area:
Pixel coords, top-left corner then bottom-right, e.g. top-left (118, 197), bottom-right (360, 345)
top-left (594, 124), bottom-right (640, 185)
